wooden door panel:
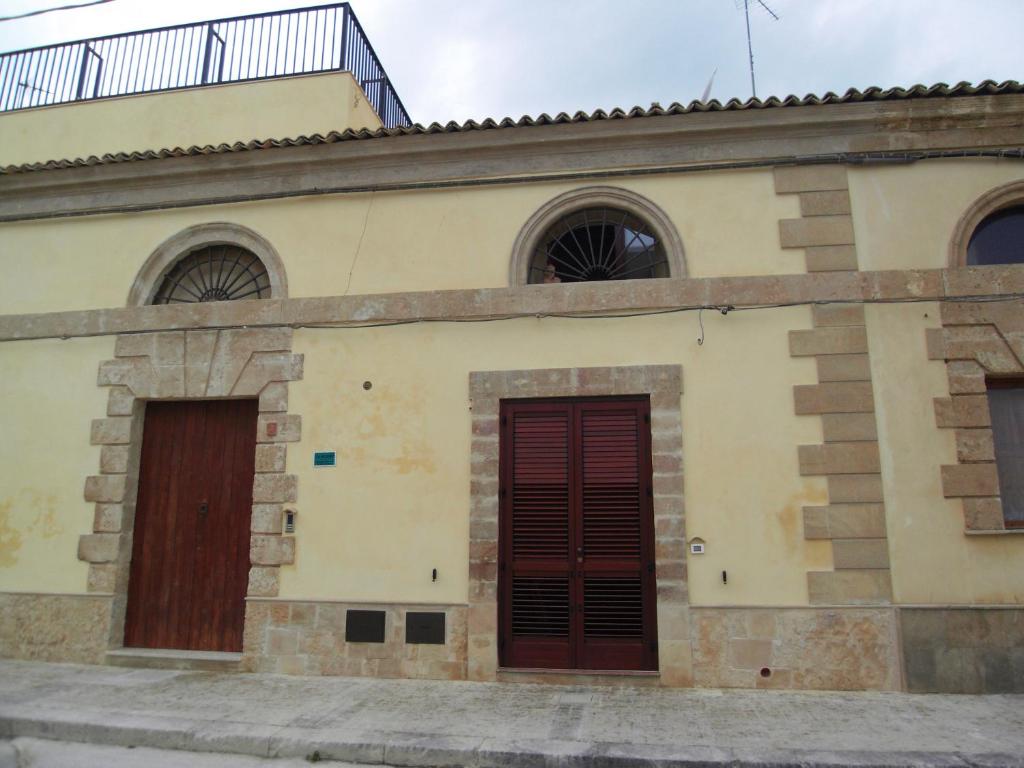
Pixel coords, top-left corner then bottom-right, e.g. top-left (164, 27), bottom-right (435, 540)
top-left (125, 399), bottom-right (257, 652)
top-left (499, 397), bottom-right (657, 672)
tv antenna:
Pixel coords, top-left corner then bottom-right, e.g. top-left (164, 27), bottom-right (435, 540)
top-left (736, 0), bottom-right (779, 99)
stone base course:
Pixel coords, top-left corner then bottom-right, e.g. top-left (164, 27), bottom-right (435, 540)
top-left (690, 606), bottom-right (900, 690)
top-left (901, 607), bottom-right (1024, 693)
top-left (0, 593), bottom-right (111, 665)
top-left (242, 600), bottom-right (467, 680)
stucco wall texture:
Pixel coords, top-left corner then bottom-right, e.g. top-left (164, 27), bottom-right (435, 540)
top-left (0, 72), bottom-right (382, 167)
top-left (1, 77), bottom-right (1023, 690)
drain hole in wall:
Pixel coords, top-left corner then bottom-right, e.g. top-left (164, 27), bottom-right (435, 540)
top-left (759, 667), bottom-right (771, 678)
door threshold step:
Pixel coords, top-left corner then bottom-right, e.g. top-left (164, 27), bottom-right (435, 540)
top-left (106, 648), bottom-right (242, 672)
top-left (497, 667), bottom-right (661, 687)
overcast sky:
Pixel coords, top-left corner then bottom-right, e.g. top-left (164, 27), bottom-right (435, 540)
top-left (1, 0), bottom-right (1021, 125)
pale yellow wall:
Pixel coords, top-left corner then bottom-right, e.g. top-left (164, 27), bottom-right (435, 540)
top-left (0, 170), bottom-right (798, 315)
top-left (868, 303), bottom-right (1024, 604)
top-left (0, 337), bottom-right (110, 594)
top-left (0, 72), bottom-right (382, 167)
top-left (283, 309), bottom-right (828, 606)
top-left (850, 160), bottom-right (1024, 271)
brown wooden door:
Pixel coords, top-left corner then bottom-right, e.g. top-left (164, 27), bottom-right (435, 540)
top-left (499, 397), bottom-right (657, 671)
top-left (124, 399), bottom-right (257, 652)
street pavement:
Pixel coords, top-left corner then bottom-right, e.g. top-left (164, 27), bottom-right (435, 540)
top-left (1, 660), bottom-right (1022, 767)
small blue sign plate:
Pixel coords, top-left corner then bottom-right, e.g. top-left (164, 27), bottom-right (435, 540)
top-left (313, 450), bottom-right (336, 467)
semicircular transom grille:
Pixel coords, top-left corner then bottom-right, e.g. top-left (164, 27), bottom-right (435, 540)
top-left (529, 207), bottom-right (668, 284)
top-left (152, 245), bottom-right (271, 304)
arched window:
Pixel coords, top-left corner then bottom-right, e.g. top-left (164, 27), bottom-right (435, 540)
top-left (510, 187), bottom-right (686, 286)
top-left (129, 223), bottom-right (287, 306)
top-left (527, 207), bottom-right (668, 284)
top-left (153, 245), bottom-right (271, 304)
top-left (966, 205), bottom-right (1024, 266)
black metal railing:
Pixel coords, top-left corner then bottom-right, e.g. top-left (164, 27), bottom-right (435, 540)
top-left (0, 2), bottom-right (411, 128)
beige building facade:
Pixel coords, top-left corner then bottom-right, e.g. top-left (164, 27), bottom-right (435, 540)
top-left (0, 19), bottom-right (1022, 692)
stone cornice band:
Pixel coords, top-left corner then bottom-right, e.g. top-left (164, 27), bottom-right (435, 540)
top-left (2, 265), bottom-right (1022, 342)
top-left (1, 95), bottom-right (1022, 222)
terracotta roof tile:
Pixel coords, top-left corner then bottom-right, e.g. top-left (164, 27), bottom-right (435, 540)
top-left (2, 80), bottom-right (1021, 176)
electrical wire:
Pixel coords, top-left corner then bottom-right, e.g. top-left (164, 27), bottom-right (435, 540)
top-left (0, 0), bottom-right (115, 23)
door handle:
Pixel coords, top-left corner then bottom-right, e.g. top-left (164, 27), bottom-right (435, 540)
top-left (198, 501), bottom-right (209, 518)
top-left (576, 545), bottom-right (585, 563)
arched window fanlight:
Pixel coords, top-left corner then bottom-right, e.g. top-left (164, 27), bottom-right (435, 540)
top-left (527, 207), bottom-right (669, 285)
top-left (967, 205), bottom-right (1024, 266)
top-left (152, 245), bottom-right (272, 304)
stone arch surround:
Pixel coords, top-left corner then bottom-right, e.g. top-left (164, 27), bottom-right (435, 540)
top-left (128, 222), bottom-right (289, 306)
top-left (948, 179), bottom-right (1024, 268)
top-left (508, 186), bottom-right (688, 287)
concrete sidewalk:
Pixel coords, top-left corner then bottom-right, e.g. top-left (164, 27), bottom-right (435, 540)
top-left (1, 660), bottom-right (1022, 767)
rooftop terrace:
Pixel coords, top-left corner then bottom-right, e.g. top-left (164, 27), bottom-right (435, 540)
top-left (0, 2), bottom-right (411, 129)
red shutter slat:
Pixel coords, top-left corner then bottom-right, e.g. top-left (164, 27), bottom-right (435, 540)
top-left (511, 410), bottom-right (570, 561)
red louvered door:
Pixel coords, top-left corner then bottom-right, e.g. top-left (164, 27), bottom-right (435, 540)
top-left (500, 397), bottom-right (657, 671)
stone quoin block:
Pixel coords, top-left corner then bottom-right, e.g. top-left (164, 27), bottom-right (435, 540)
top-left (941, 464), bottom-right (1000, 498)
top-left (257, 414), bottom-right (302, 443)
top-left (252, 473), bottom-right (298, 503)
top-left (934, 396), bottom-right (992, 429)
top-left (827, 474), bottom-right (884, 504)
top-left (820, 413), bottom-right (878, 442)
top-left (807, 569), bottom-right (892, 605)
top-left (251, 503), bottom-right (284, 534)
top-left (83, 474), bottom-right (127, 503)
top-left (250, 535), bottom-right (295, 566)
top-left (946, 361), bottom-right (988, 394)
top-left (99, 445), bottom-right (131, 474)
top-left (799, 190), bottom-right (853, 217)
top-left (106, 386), bottom-right (135, 416)
top-left (811, 304), bottom-right (865, 327)
top-left (955, 429), bottom-right (996, 463)
top-left (803, 504), bottom-right (887, 540)
top-left (805, 245), bottom-right (860, 272)
top-left (773, 165), bottom-right (849, 194)
top-left (794, 382), bottom-right (875, 415)
top-left (961, 498), bottom-right (1005, 531)
top-left (779, 216), bottom-right (855, 249)
top-left (93, 504), bottom-right (124, 533)
top-left (789, 327), bottom-right (868, 357)
top-left (77, 533), bottom-right (122, 564)
top-left (90, 417), bottom-right (133, 446)
top-left (798, 442), bottom-right (881, 476)
top-left (259, 381), bottom-right (290, 412)
top-left (832, 538), bottom-right (890, 570)
top-left (817, 354), bottom-right (872, 382)
top-left (255, 444), bottom-right (288, 473)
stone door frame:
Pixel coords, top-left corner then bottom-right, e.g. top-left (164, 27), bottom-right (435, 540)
top-left (78, 327), bottom-right (304, 653)
top-left (467, 364), bottom-right (692, 684)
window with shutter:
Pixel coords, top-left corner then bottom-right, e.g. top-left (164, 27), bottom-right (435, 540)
top-left (499, 397), bottom-right (658, 671)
